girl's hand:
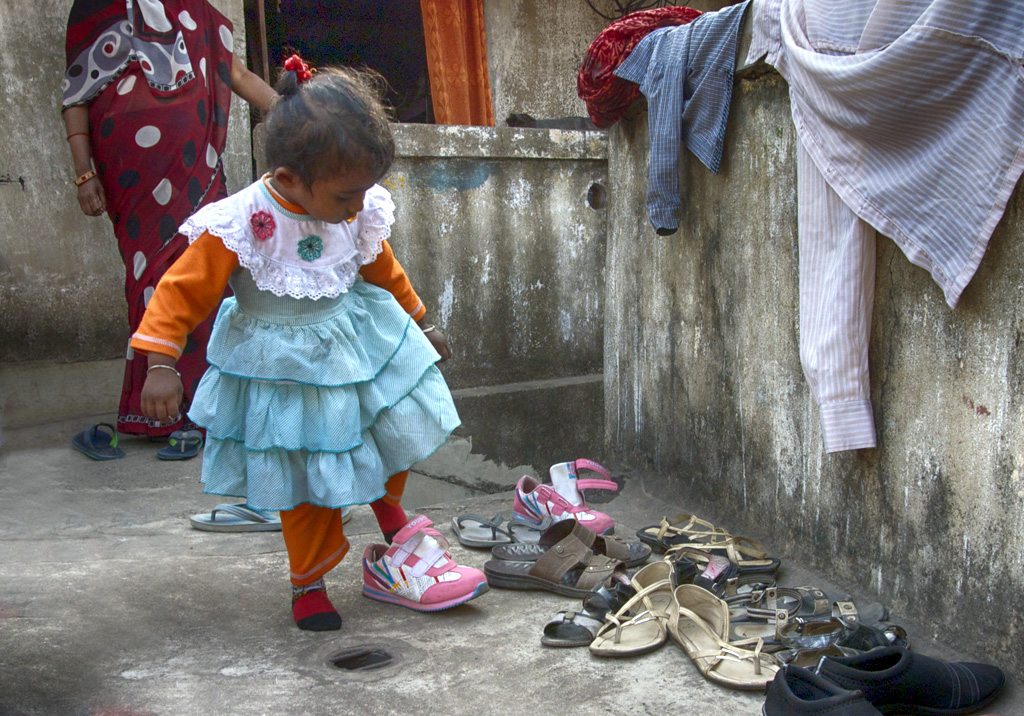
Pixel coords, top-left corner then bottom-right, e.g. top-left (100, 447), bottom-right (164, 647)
top-left (141, 365), bottom-right (184, 425)
top-left (418, 319), bottom-right (452, 362)
top-left (76, 177), bottom-right (106, 217)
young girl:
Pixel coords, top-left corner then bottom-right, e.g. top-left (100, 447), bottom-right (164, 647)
top-left (130, 56), bottom-right (488, 631)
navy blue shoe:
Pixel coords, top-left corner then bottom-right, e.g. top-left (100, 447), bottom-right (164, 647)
top-left (156, 429), bottom-right (203, 460)
top-left (764, 664), bottom-right (882, 716)
top-left (816, 646), bottom-right (1005, 715)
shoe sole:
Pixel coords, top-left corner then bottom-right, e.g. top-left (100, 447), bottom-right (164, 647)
top-left (877, 691), bottom-right (1005, 716)
top-left (72, 438), bottom-right (125, 461)
top-left (361, 581), bottom-right (489, 612)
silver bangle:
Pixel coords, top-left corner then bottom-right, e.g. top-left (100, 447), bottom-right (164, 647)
top-left (420, 324), bottom-right (437, 334)
top-left (147, 364), bottom-right (181, 380)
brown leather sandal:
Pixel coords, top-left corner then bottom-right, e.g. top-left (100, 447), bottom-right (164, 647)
top-left (490, 519), bottom-right (651, 568)
top-left (483, 521), bottom-right (625, 597)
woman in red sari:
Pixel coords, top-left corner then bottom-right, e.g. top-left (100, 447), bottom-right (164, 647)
top-left (62, 0), bottom-right (275, 450)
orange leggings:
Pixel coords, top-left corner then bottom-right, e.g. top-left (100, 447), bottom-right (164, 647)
top-left (280, 470), bottom-right (409, 586)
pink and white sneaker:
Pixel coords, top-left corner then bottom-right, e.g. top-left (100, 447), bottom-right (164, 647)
top-left (362, 515), bottom-right (489, 611)
top-left (512, 458), bottom-right (618, 535)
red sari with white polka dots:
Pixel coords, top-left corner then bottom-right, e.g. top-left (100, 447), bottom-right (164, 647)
top-left (64, 0), bottom-right (235, 436)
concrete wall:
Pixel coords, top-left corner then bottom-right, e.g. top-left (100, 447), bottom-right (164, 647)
top-left (483, 0), bottom-right (606, 124)
top-left (253, 122), bottom-right (609, 473)
top-left (604, 71), bottom-right (1024, 674)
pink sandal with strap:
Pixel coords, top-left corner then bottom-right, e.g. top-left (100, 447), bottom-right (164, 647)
top-left (513, 459), bottom-right (619, 535)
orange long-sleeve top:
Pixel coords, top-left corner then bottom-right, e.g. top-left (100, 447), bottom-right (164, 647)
top-left (130, 200), bottom-right (426, 360)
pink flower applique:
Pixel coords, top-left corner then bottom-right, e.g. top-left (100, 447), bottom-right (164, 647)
top-left (250, 210), bottom-right (275, 240)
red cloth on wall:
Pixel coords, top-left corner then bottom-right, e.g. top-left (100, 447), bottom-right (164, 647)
top-left (578, 6), bottom-right (702, 129)
top-left (420, 0), bottom-right (495, 126)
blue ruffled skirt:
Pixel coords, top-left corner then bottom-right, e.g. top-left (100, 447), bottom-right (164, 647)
top-left (187, 279), bottom-right (460, 511)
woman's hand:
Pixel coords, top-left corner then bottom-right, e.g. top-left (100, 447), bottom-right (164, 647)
top-left (141, 361), bottom-right (184, 425)
top-left (76, 177), bottom-right (106, 217)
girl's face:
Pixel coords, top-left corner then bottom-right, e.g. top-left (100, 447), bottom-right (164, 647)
top-left (272, 165), bottom-right (378, 224)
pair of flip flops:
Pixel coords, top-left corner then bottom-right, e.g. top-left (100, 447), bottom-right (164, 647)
top-left (71, 424), bottom-right (202, 461)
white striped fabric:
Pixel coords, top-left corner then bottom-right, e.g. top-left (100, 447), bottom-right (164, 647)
top-left (747, 0), bottom-right (1024, 452)
top-left (753, 0), bottom-right (1024, 308)
top-left (798, 138), bottom-right (877, 453)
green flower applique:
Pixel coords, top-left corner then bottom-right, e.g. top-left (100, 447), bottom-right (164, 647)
top-left (297, 234), bottom-right (323, 262)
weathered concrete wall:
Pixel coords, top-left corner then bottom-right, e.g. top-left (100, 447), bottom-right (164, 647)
top-left (0, 0), bottom-right (253, 366)
top-left (605, 72), bottom-right (1024, 674)
top-left (388, 125), bottom-right (607, 469)
top-left (483, 0), bottom-right (606, 124)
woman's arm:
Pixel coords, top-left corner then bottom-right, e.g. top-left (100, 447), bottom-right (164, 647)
top-left (61, 104), bottom-right (106, 217)
top-left (133, 232), bottom-right (239, 422)
top-left (230, 54), bottom-right (277, 113)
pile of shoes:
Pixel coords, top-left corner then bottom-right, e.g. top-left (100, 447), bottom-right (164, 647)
top-left (451, 458), bottom-right (620, 548)
top-left (448, 461), bottom-right (1007, 711)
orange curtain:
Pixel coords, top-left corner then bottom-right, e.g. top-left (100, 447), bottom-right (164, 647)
top-left (420, 0), bottom-right (495, 126)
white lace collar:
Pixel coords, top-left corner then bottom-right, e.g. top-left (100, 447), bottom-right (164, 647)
top-left (180, 177), bottom-right (394, 300)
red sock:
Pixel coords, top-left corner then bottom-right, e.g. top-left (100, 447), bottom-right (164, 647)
top-left (371, 498), bottom-right (408, 542)
top-left (371, 470), bottom-right (410, 541)
top-left (291, 585), bottom-right (341, 631)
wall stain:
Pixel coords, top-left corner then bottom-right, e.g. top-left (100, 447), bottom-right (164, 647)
top-left (0, 174), bottom-right (26, 190)
top-left (426, 162), bottom-right (493, 192)
top-left (961, 395), bottom-right (991, 416)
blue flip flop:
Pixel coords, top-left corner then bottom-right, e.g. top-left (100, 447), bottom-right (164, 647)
top-left (157, 429), bottom-right (203, 460)
top-left (71, 423), bottom-right (126, 461)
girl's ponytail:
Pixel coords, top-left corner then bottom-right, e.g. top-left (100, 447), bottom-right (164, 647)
top-left (275, 54), bottom-right (313, 98)
top-left (264, 60), bottom-right (394, 187)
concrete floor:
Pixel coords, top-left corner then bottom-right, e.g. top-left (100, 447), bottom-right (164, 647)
top-left (0, 431), bottom-right (1019, 716)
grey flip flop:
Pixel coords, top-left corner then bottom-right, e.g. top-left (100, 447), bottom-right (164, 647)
top-left (189, 503), bottom-right (281, 532)
top-left (451, 513), bottom-right (553, 547)
top-left (451, 513), bottom-right (514, 547)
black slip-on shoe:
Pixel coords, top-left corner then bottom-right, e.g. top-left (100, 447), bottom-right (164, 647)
top-left (816, 646), bottom-right (1005, 715)
top-left (764, 664), bottom-right (883, 716)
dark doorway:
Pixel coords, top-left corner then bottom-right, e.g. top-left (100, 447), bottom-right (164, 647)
top-left (245, 0), bottom-right (433, 124)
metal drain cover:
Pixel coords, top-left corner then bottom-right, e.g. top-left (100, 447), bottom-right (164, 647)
top-left (327, 646), bottom-right (393, 672)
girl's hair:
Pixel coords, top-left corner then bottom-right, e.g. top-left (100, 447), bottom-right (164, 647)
top-left (264, 63), bottom-right (395, 187)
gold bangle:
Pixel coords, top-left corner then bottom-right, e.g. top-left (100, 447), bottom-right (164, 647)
top-left (420, 324), bottom-right (437, 334)
top-left (147, 364), bottom-right (181, 380)
top-left (74, 169), bottom-right (97, 186)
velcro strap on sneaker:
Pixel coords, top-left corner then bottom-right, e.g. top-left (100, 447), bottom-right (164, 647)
top-left (572, 458), bottom-right (611, 480)
top-left (392, 515), bottom-right (434, 546)
top-left (406, 544), bottom-right (449, 578)
top-left (575, 478), bottom-right (619, 492)
top-left (391, 530), bottom-right (424, 568)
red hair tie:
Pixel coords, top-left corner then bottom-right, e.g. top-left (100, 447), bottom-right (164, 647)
top-left (283, 54), bottom-right (313, 84)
